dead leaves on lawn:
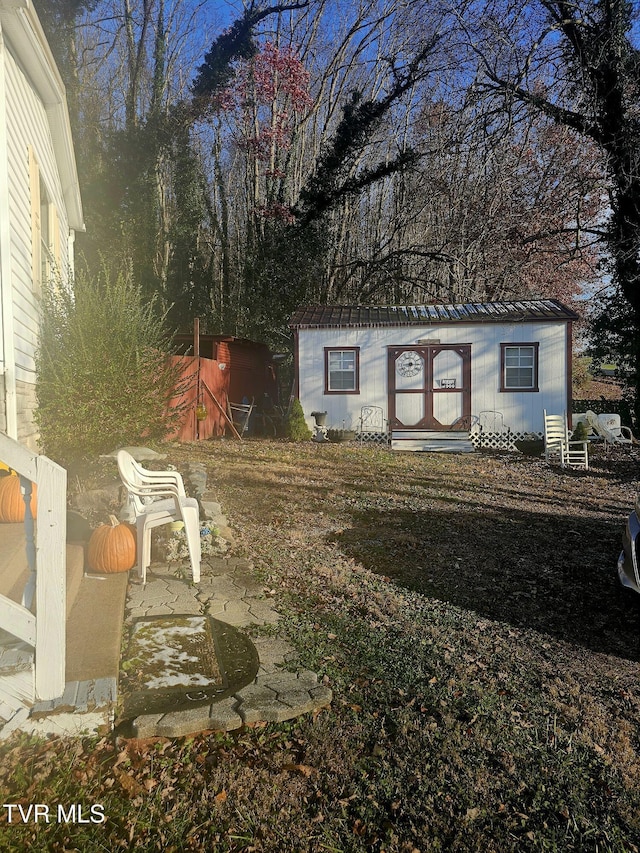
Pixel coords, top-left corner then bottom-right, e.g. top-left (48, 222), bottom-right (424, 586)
top-left (3, 442), bottom-right (640, 851)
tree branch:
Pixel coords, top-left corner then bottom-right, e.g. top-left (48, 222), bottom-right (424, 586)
top-left (295, 37), bottom-right (440, 227)
top-left (191, 1), bottom-right (309, 99)
top-left (481, 71), bottom-right (593, 138)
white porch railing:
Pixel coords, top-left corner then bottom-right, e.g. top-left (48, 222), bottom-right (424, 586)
top-left (0, 431), bottom-right (66, 702)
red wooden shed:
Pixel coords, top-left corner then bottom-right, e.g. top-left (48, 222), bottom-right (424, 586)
top-left (167, 329), bottom-right (279, 441)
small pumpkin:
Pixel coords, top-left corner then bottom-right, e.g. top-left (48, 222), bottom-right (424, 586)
top-left (87, 514), bottom-right (136, 573)
top-left (0, 472), bottom-right (37, 522)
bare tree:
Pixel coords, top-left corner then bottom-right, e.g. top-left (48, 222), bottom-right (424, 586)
top-left (52, 0), bottom-right (612, 353)
top-left (460, 0), bottom-right (640, 414)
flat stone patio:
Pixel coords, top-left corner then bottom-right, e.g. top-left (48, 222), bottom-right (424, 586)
top-left (118, 495), bottom-right (332, 738)
top-left (1, 471), bottom-right (331, 739)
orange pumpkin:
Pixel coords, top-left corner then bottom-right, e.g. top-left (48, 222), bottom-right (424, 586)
top-left (0, 473), bottom-right (37, 522)
top-left (87, 514), bottom-right (136, 573)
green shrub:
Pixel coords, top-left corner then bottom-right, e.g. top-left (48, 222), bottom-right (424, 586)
top-left (286, 398), bottom-right (312, 441)
top-left (571, 420), bottom-right (589, 442)
top-left (35, 263), bottom-right (189, 465)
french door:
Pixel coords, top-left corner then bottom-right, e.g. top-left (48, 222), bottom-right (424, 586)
top-left (388, 345), bottom-right (471, 430)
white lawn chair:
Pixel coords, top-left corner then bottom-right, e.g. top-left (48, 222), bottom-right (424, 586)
top-left (544, 410), bottom-right (588, 471)
top-left (586, 410), bottom-right (635, 449)
top-left (117, 450), bottom-right (201, 584)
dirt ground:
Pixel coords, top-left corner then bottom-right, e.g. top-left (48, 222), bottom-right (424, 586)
top-left (183, 438), bottom-right (640, 660)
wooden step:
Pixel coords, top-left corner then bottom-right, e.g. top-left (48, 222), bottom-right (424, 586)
top-left (0, 523), bottom-right (85, 616)
top-left (0, 636), bottom-right (34, 711)
top-left (392, 439), bottom-right (475, 452)
top-left (0, 524), bottom-right (30, 602)
top-left (65, 571), bottom-right (128, 683)
top-left (0, 525), bottom-right (86, 713)
top-left (391, 430), bottom-right (475, 453)
top-left (65, 543), bottom-right (85, 617)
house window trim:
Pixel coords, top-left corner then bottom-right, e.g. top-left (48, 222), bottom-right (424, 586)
top-left (29, 146), bottom-right (60, 297)
top-left (324, 347), bottom-right (360, 395)
top-left (29, 146), bottom-right (42, 297)
top-left (40, 177), bottom-right (55, 284)
top-left (500, 342), bottom-right (539, 393)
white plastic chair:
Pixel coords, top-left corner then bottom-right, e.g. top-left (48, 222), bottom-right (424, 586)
top-left (544, 410), bottom-right (588, 470)
top-left (117, 450), bottom-right (201, 583)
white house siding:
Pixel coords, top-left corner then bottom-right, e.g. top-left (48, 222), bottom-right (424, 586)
top-left (295, 320), bottom-right (570, 436)
top-left (14, 378), bottom-right (37, 444)
top-left (0, 19), bottom-right (75, 450)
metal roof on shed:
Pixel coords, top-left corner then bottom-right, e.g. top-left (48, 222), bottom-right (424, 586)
top-left (290, 300), bottom-right (578, 328)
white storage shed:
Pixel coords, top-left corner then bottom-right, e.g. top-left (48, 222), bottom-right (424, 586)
top-left (290, 301), bottom-right (577, 450)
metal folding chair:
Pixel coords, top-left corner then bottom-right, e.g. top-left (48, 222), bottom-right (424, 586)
top-left (228, 398), bottom-right (255, 436)
top-left (357, 406), bottom-right (386, 445)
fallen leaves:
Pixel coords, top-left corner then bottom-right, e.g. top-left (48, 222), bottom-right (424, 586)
top-left (111, 766), bottom-right (145, 798)
top-left (282, 763), bottom-right (316, 777)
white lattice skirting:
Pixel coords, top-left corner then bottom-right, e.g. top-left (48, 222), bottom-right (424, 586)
top-left (358, 431), bottom-right (391, 445)
top-left (470, 430), bottom-right (544, 452)
top-left (358, 430), bottom-right (545, 451)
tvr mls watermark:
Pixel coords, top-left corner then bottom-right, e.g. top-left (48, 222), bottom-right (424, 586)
top-left (3, 803), bottom-right (106, 824)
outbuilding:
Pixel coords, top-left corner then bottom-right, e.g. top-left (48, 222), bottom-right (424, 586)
top-left (290, 300), bottom-right (577, 450)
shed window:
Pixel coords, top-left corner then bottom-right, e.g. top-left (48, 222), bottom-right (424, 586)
top-left (325, 348), bottom-right (360, 394)
top-left (500, 343), bottom-right (539, 392)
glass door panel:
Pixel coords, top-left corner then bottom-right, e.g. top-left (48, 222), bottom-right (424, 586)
top-left (432, 394), bottom-right (462, 426)
top-left (432, 349), bottom-right (462, 389)
top-left (396, 394), bottom-right (425, 427)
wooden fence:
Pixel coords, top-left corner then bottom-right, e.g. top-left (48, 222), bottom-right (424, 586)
top-left (166, 355), bottom-right (230, 441)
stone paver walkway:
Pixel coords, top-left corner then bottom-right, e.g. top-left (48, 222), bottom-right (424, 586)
top-left (121, 490), bottom-right (332, 738)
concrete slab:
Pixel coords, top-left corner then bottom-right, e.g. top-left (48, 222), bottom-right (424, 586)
top-left (65, 572), bottom-right (128, 682)
top-left (19, 710), bottom-right (113, 737)
top-left (116, 552), bottom-right (333, 736)
top-left (113, 537), bottom-right (335, 735)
